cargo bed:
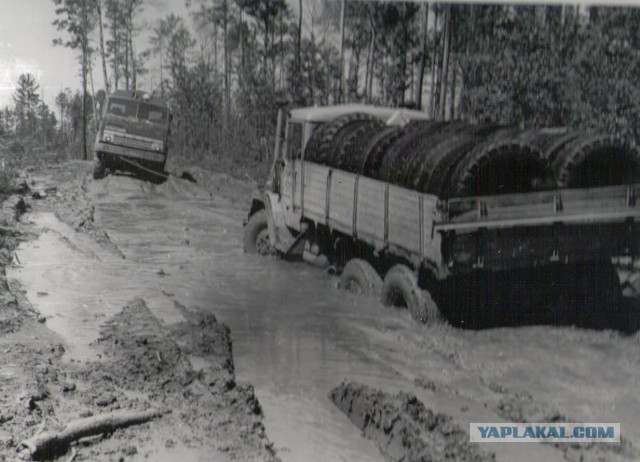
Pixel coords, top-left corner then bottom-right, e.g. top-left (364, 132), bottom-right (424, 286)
top-left (286, 160), bottom-right (639, 274)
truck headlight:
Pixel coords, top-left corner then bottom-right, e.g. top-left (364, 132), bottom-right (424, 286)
top-left (151, 142), bottom-right (163, 152)
top-left (102, 133), bottom-right (113, 143)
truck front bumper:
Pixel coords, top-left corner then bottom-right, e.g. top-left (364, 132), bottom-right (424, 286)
top-left (94, 141), bottom-right (166, 163)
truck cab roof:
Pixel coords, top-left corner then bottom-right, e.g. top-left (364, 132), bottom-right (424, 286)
top-left (108, 90), bottom-right (168, 108)
top-left (289, 104), bottom-right (431, 124)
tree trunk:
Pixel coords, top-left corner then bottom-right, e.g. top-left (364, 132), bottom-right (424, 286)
top-left (309, 19), bottom-right (316, 104)
top-left (81, 0), bottom-right (88, 160)
top-left (223, 0), bottom-right (230, 126)
top-left (438, 5), bottom-right (451, 121)
top-left (429, 4), bottom-right (439, 118)
top-left (449, 58), bottom-right (456, 120)
top-left (297, 0), bottom-right (302, 94)
top-left (88, 52), bottom-right (100, 129)
top-left (338, 0), bottom-right (345, 102)
top-left (400, 7), bottom-right (409, 105)
top-left (416, 3), bottom-right (429, 110)
top-left (124, 30), bottom-right (130, 90)
top-left (22, 409), bottom-right (165, 460)
top-left (130, 29), bottom-right (136, 90)
top-left (366, 9), bottom-right (376, 103)
top-left (129, 4), bottom-right (136, 91)
top-left (213, 22), bottom-right (218, 79)
top-left (96, 0), bottom-right (110, 94)
top-left (279, 6), bottom-right (284, 88)
top-left (263, 17), bottom-right (269, 83)
top-left (111, 11), bottom-right (120, 90)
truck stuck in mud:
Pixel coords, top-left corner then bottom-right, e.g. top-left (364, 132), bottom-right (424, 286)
top-left (244, 104), bottom-right (640, 328)
top-left (93, 90), bottom-right (171, 180)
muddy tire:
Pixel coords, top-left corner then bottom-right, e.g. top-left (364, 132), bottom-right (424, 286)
top-left (339, 258), bottom-right (383, 297)
top-left (243, 210), bottom-right (272, 255)
top-left (381, 264), bottom-right (444, 324)
top-left (93, 155), bottom-right (107, 180)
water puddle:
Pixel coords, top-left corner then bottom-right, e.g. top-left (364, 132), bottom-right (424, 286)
top-left (8, 212), bottom-right (186, 361)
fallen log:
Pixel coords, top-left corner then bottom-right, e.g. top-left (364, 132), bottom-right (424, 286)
top-left (22, 409), bottom-right (166, 460)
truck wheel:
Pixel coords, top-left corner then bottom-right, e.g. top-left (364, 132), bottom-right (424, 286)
top-left (339, 258), bottom-right (382, 297)
top-left (381, 264), bottom-right (444, 325)
top-left (243, 210), bottom-right (272, 255)
top-left (93, 155), bottom-right (107, 180)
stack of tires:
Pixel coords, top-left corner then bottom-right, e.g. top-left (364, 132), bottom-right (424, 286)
top-left (304, 112), bottom-right (640, 198)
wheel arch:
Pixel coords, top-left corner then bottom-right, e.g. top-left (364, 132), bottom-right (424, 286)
top-left (248, 198), bottom-right (265, 220)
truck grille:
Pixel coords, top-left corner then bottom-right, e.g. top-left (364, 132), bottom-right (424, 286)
top-left (112, 134), bottom-right (156, 151)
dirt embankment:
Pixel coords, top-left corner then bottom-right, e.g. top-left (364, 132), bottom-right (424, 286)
top-left (0, 166), bottom-right (279, 461)
top-left (330, 382), bottom-right (495, 462)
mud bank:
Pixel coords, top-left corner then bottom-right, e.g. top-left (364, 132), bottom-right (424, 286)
top-left (494, 390), bottom-right (638, 462)
top-left (1, 295), bottom-right (279, 461)
top-left (62, 298), bottom-right (279, 461)
top-left (329, 382), bottom-right (495, 462)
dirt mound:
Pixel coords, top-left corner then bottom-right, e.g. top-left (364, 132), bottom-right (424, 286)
top-left (494, 390), bottom-right (638, 462)
top-left (87, 298), bottom-right (195, 395)
top-left (329, 382), bottom-right (495, 462)
top-left (72, 298), bottom-right (279, 461)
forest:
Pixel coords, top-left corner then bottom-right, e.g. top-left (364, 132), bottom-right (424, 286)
top-left (1, 1), bottom-right (640, 177)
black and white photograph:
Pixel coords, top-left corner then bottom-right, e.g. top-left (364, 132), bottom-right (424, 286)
top-left (0, 0), bottom-right (639, 460)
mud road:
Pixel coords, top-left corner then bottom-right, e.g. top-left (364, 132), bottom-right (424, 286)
top-left (5, 161), bottom-right (640, 462)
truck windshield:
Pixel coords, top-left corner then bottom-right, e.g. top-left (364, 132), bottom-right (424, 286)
top-left (107, 98), bottom-right (168, 124)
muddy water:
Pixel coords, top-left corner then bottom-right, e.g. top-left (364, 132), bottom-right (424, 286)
top-left (10, 175), bottom-right (399, 462)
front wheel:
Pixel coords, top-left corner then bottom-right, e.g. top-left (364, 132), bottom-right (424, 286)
top-left (381, 264), bottom-right (444, 325)
top-left (243, 210), bottom-right (273, 255)
top-left (93, 155), bottom-right (107, 180)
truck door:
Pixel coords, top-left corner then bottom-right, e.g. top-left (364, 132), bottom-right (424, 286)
top-left (281, 121), bottom-right (303, 229)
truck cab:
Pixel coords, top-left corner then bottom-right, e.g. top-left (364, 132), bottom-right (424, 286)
top-left (93, 90), bottom-right (171, 180)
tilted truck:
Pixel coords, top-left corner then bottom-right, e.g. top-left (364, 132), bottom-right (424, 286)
top-left (244, 104), bottom-right (640, 327)
top-left (93, 90), bottom-right (171, 180)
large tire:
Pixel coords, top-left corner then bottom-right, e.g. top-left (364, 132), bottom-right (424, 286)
top-left (551, 135), bottom-right (640, 188)
top-left (447, 135), bottom-right (547, 197)
top-left (339, 258), bottom-right (383, 297)
top-left (243, 210), bottom-right (272, 255)
top-left (361, 126), bottom-right (408, 178)
top-left (93, 155), bottom-right (107, 180)
top-left (331, 120), bottom-right (384, 173)
top-left (304, 113), bottom-right (379, 166)
top-left (380, 264), bottom-right (444, 325)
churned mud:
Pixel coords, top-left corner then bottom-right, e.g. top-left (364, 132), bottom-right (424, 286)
top-left (65, 298), bottom-right (278, 461)
top-left (0, 293), bottom-right (278, 461)
top-left (330, 382), bottom-right (495, 462)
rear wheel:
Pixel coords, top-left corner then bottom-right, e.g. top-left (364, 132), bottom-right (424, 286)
top-left (381, 264), bottom-right (444, 325)
top-left (243, 210), bottom-right (272, 255)
top-left (339, 258), bottom-right (383, 297)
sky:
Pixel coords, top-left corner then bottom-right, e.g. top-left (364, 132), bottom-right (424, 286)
top-left (0, 0), bottom-right (188, 110)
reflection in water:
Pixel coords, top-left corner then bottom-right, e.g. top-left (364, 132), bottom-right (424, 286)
top-left (10, 187), bottom-right (410, 462)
